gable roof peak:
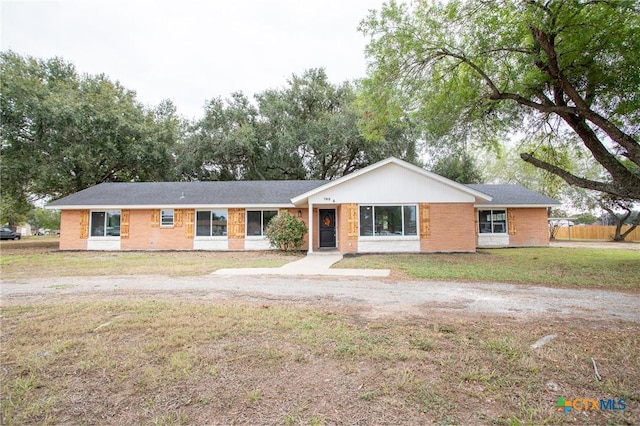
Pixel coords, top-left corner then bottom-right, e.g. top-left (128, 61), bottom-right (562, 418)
top-left (291, 156), bottom-right (492, 204)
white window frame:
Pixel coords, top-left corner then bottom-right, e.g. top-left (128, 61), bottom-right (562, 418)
top-left (195, 209), bottom-right (228, 238)
top-left (478, 209), bottom-right (507, 234)
top-left (160, 209), bottom-right (174, 227)
top-left (358, 205), bottom-right (418, 239)
top-left (90, 210), bottom-right (121, 238)
top-left (246, 209), bottom-right (278, 237)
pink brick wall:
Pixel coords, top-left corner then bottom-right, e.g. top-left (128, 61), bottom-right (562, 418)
top-left (228, 239), bottom-right (244, 250)
top-left (59, 210), bottom-right (87, 250)
top-left (59, 205), bottom-right (552, 252)
top-left (121, 209), bottom-right (193, 250)
top-left (421, 203), bottom-right (476, 252)
top-left (509, 208), bottom-right (550, 246)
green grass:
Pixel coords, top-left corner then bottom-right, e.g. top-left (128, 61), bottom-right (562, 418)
top-left (0, 238), bottom-right (301, 279)
top-left (2, 240), bottom-right (638, 289)
top-left (336, 248), bottom-right (640, 289)
top-left (2, 301), bottom-right (638, 425)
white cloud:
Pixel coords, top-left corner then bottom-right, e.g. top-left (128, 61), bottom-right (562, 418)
top-left (1, 0), bottom-right (384, 119)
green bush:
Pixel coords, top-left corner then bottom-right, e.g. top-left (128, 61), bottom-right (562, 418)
top-left (264, 211), bottom-right (308, 251)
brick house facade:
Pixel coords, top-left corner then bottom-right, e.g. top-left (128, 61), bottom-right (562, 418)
top-left (50, 158), bottom-right (559, 252)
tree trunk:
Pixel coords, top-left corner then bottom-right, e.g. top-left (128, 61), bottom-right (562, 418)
top-left (613, 222), bottom-right (625, 241)
top-left (601, 204), bottom-right (635, 242)
top-left (619, 215), bottom-right (640, 241)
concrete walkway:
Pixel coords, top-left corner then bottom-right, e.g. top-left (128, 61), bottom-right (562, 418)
top-left (212, 252), bottom-right (390, 277)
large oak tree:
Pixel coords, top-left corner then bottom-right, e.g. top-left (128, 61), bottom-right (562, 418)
top-left (360, 0), bottom-right (640, 200)
top-left (1, 52), bottom-right (181, 225)
top-left (178, 69), bottom-right (418, 181)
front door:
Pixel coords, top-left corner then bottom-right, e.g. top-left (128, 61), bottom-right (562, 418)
top-left (319, 209), bottom-right (336, 248)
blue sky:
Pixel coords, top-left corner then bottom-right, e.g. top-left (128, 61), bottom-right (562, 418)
top-left (2, 0), bottom-right (385, 119)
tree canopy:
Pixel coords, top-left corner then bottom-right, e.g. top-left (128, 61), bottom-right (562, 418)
top-left (1, 51), bottom-right (418, 228)
top-left (430, 151), bottom-right (483, 184)
top-left (360, 0), bottom-right (640, 200)
top-left (177, 68), bottom-right (418, 181)
top-left (1, 51), bottom-right (181, 225)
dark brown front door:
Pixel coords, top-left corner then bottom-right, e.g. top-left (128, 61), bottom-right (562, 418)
top-left (319, 209), bottom-right (336, 248)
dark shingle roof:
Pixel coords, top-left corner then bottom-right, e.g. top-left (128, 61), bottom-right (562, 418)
top-left (48, 180), bottom-right (327, 207)
top-left (47, 180), bottom-right (559, 208)
top-left (466, 184), bottom-right (560, 206)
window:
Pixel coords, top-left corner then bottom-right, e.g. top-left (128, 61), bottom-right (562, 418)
top-left (403, 205), bottom-right (417, 236)
top-left (479, 210), bottom-right (507, 233)
top-left (196, 210), bottom-right (228, 236)
top-left (359, 205), bottom-right (417, 237)
top-left (246, 210), bottom-right (277, 236)
top-left (90, 211), bottom-right (121, 237)
top-left (161, 209), bottom-right (174, 226)
top-left (360, 206), bottom-right (373, 236)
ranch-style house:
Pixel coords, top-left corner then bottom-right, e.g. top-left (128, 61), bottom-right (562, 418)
top-left (47, 157), bottom-right (559, 252)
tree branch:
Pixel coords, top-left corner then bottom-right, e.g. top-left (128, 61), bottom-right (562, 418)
top-left (559, 113), bottom-right (640, 190)
top-left (438, 48), bottom-right (501, 96)
top-left (520, 152), bottom-right (637, 199)
top-left (487, 91), bottom-right (577, 114)
top-left (429, 49), bottom-right (588, 117)
top-left (576, 109), bottom-right (640, 165)
top-left (530, 25), bottom-right (640, 165)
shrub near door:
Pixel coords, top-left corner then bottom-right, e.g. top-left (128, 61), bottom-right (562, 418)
top-left (265, 211), bottom-right (308, 251)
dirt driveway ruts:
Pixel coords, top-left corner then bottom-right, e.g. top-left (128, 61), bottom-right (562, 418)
top-left (3, 274), bottom-right (639, 322)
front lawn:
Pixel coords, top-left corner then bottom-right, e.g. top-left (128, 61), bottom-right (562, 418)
top-left (2, 240), bottom-right (638, 290)
top-left (336, 248), bottom-right (640, 289)
top-left (0, 238), bottom-right (300, 279)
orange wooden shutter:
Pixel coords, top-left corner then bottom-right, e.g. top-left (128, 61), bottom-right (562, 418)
top-left (347, 204), bottom-right (358, 239)
top-left (175, 209), bottom-right (184, 227)
top-left (228, 208), bottom-right (245, 239)
top-left (80, 210), bottom-right (89, 239)
top-left (508, 209), bottom-right (516, 235)
top-left (474, 209), bottom-right (479, 234)
top-left (120, 210), bottom-right (130, 239)
top-left (151, 210), bottom-right (160, 227)
top-left (184, 210), bottom-right (194, 238)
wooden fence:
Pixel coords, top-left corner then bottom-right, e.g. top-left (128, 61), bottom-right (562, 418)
top-left (554, 225), bottom-right (640, 241)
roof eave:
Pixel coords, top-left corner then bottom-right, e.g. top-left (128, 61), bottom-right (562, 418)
top-left (46, 203), bottom-right (297, 210)
top-left (473, 203), bottom-right (560, 208)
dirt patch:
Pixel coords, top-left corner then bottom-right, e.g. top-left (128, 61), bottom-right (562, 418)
top-left (0, 237), bottom-right (60, 254)
top-left (3, 274), bottom-right (639, 322)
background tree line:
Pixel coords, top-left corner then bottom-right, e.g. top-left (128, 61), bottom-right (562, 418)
top-left (1, 52), bottom-right (180, 226)
top-left (176, 68), bottom-right (417, 182)
top-left (2, 0), bottom-right (638, 238)
top-left (1, 53), bottom-right (417, 227)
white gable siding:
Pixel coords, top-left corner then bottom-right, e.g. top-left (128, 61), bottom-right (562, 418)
top-left (307, 163), bottom-right (477, 205)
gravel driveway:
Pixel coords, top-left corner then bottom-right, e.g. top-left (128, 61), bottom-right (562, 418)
top-left (3, 274), bottom-right (639, 322)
